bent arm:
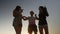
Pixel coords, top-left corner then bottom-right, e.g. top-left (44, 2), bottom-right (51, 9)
top-left (35, 17), bottom-right (39, 20)
top-left (35, 14), bottom-right (39, 20)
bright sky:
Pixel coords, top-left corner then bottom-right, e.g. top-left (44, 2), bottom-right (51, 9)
top-left (0, 0), bottom-right (60, 34)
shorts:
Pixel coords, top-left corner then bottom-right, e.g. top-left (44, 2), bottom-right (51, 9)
top-left (28, 24), bottom-right (37, 33)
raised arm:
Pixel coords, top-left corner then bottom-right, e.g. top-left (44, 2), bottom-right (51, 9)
top-left (35, 14), bottom-right (39, 20)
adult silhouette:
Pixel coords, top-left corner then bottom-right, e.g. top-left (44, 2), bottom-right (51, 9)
top-left (39, 6), bottom-right (49, 34)
top-left (23, 11), bottom-right (38, 34)
top-left (13, 6), bottom-right (23, 34)
top-left (35, 6), bottom-right (49, 34)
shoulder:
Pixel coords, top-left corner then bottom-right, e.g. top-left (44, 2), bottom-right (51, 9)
top-left (13, 10), bottom-right (17, 13)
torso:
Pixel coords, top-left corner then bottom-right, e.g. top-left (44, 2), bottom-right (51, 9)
top-left (13, 11), bottom-right (22, 26)
top-left (28, 16), bottom-right (36, 25)
top-left (38, 14), bottom-right (47, 25)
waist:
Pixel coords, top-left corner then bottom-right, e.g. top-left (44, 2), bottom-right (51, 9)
top-left (29, 24), bottom-right (36, 26)
top-left (38, 22), bottom-right (47, 25)
top-left (13, 18), bottom-right (22, 23)
top-left (29, 22), bottom-right (35, 25)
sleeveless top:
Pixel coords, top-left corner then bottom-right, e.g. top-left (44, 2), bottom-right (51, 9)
top-left (38, 14), bottom-right (47, 25)
top-left (13, 10), bottom-right (22, 26)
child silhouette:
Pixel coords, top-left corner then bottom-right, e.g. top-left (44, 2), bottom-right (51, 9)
top-left (23, 11), bottom-right (38, 34)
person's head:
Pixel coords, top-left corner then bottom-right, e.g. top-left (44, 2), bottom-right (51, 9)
top-left (30, 11), bottom-right (34, 16)
top-left (39, 6), bottom-right (44, 13)
top-left (15, 5), bottom-right (23, 13)
top-left (15, 5), bottom-right (21, 10)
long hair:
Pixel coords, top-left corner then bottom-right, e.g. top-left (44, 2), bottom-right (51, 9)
top-left (13, 6), bottom-right (21, 17)
top-left (43, 7), bottom-right (49, 17)
top-left (15, 6), bottom-right (21, 11)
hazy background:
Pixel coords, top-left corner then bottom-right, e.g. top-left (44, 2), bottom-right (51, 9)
top-left (0, 0), bottom-right (60, 34)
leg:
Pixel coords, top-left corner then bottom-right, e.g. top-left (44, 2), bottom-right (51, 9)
top-left (14, 25), bottom-right (19, 34)
top-left (34, 25), bottom-right (37, 34)
top-left (39, 26), bottom-right (43, 34)
top-left (19, 26), bottom-right (22, 34)
top-left (29, 32), bottom-right (32, 34)
top-left (14, 25), bottom-right (22, 34)
top-left (28, 25), bottom-right (32, 34)
top-left (34, 31), bottom-right (37, 34)
top-left (44, 25), bottom-right (49, 34)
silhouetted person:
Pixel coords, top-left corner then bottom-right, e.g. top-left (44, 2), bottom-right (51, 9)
top-left (35, 6), bottom-right (49, 34)
top-left (23, 11), bottom-right (38, 34)
top-left (13, 6), bottom-right (24, 34)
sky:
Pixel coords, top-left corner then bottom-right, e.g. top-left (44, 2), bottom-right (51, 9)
top-left (0, 0), bottom-right (60, 34)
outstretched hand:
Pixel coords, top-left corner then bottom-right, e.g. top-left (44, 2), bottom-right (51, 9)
top-left (22, 16), bottom-right (27, 20)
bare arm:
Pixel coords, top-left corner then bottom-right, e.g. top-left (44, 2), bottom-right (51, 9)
top-left (35, 14), bottom-right (39, 20)
top-left (22, 16), bottom-right (29, 20)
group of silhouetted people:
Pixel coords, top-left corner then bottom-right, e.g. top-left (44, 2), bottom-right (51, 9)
top-left (13, 5), bottom-right (49, 34)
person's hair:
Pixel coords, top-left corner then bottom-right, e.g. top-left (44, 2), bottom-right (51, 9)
top-left (39, 6), bottom-right (44, 10)
top-left (39, 6), bottom-right (49, 16)
top-left (13, 6), bottom-right (22, 17)
top-left (43, 7), bottom-right (49, 16)
top-left (30, 11), bottom-right (34, 14)
top-left (15, 5), bottom-right (21, 11)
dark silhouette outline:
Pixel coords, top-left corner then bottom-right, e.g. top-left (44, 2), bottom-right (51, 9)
top-left (38, 6), bottom-right (49, 34)
top-left (12, 5), bottom-right (49, 34)
top-left (23, 11), bottom-right (38, 34)
top-left (35, 6), bottom-right (49, 34)
top-left (13, 5), bottom-right (24, 34)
